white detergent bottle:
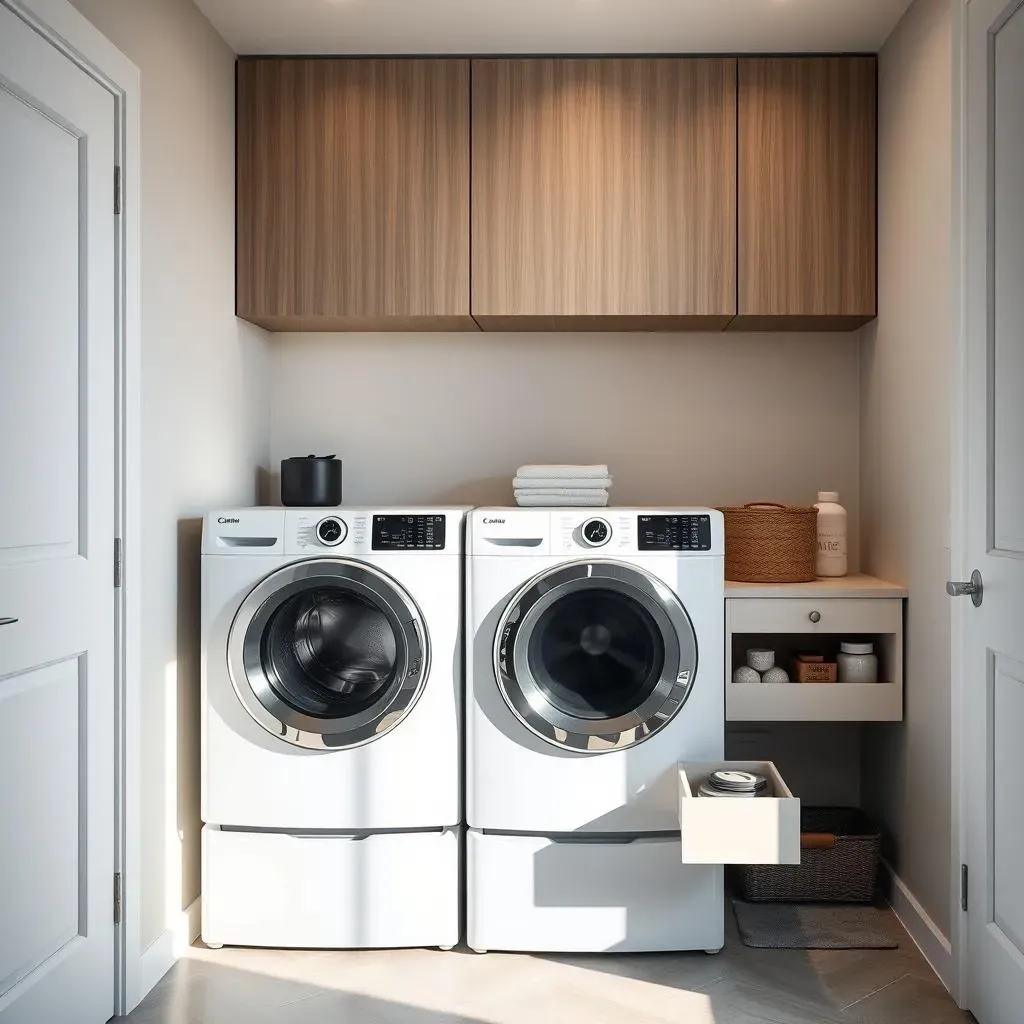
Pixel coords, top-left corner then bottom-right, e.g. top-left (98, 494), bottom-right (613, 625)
top-left (815, 491), bottom-right (848, 577)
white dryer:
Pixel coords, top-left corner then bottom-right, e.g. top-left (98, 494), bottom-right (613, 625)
top-left (466, 507), bottom-right (725, 954)
top-left (201, 507), bottom-right (465, 950)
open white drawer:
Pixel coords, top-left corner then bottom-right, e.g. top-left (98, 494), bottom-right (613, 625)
top-left (678, 760), bottom-right (800, 865)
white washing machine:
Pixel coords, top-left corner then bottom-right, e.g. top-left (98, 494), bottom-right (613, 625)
top-left (201, 507), bottom-right (466, 949)
top-left (466, 507), bottom-right (725, 954)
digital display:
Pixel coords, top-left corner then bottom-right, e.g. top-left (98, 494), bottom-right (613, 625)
top-left (372, 515), bottom-right (446, 550)
top-left (637, 514), bottom-right (712, 551)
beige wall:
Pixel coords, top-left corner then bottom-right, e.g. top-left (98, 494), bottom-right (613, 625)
top-left (861, 0), bottom-right (954, 938)
top-left (70, 0), bottom-right (270, 950)
top-left (269, 331), bottom-right (862, 556)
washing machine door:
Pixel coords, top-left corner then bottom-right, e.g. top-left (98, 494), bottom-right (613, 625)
top-left (495, 560), bottom-right (697, 752)
top-left (227, 558), bottom-right (428, 750)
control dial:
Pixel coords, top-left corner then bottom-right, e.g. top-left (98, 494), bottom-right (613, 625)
top-left (581, 518), bottom-right (611, 547)
top-left (316, 516), bottom-right (347, 547)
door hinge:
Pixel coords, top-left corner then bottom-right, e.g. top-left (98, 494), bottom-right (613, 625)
top-left (114, 537), bottom-right (122, 589)
top-left (961, 863), bottom-right (969, 912)
top-left (114, 872), bottom-right (122, 925)
top-left (114, 165), bottom-right (122, 216)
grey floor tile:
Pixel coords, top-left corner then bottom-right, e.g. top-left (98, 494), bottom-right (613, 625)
top-left (121, 905), bottom-right (968, 1024)
top-left (121, 956), bottom-right (324, 1022)
top-left (241, 990), bottom-right (484, 1024)
top-left (541, 948), bottom-right (728, 993)
top-left (842, 972), bottom-right (973, 1024)
top-left (699, 974), bottom-right (850, 1024)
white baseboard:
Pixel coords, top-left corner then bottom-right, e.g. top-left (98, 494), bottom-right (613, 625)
top-left (137, 930), bottom-right (174, 1005)
top-left (177, 897), bottom-right (202, 955)
top-left (881, 858), bottom-right (954, 992)
top-left (134, 900), bottom-right (202, 1008)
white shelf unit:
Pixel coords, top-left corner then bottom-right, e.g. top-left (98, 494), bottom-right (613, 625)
top-left (725, 576), bottom-right (906, 723)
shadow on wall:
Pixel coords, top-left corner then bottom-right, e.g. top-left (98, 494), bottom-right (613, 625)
top-left (254, 470), bottom-right (516, 508)
top-left (176, 518), bottom-right (204, 921)
top-left (432, 477), bottom-right (513, 507)
top-left (256, 464), bottom-right (276, 506)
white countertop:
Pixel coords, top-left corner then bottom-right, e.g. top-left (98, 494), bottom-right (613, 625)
top-left (725, 574), bottom-right (908, 599)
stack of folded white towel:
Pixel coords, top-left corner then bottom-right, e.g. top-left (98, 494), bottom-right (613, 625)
top-left (513, 465), bottom-right (612, 507)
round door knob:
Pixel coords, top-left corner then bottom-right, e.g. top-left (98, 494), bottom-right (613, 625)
top-left (946, 568), bottom-right (983, 607)
top-left (808, 610), bottom-right (821, 623)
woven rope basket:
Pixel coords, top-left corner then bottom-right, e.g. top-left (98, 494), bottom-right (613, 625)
top-left (719, 503), bottom-right (819, 583)
top-left (736, 808), bottom-right (882, 903)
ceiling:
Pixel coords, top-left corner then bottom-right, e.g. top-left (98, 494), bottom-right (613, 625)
top-left (195, 0), bottom-right (915, 56)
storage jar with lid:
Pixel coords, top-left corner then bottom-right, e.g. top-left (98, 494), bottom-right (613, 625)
top-left (814, 491), bottom-right (848, 577)
top-left (837, 642), bottom-right (878, 683)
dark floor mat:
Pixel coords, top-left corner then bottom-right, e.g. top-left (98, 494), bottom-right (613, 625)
top-left (732, 899), bottom-right (900, 949)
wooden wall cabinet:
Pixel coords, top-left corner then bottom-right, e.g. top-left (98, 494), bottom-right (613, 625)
top-left (236, 58), bottom-right (474, 332)
top-left (236, 55), bottom-right (877, 334)
top-left (734, 57), bottom-right (877, 330)
top-left (471, 58), bottom-right (737, 331)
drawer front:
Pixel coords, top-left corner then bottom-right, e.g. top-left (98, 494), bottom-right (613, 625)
top-left (202, 826), bottom-right (459, 948)
top-left (728, 597), bottom-right (901, 636)
top-left (466, 830), bottom-right (723, 953)
top-left (678, 760), bottom-right (800, 865)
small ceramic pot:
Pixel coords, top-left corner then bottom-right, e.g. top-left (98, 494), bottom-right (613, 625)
top-left (746, 648), bottom-right (775, 672)
top-left (732, 665), bottom-right (762, 685)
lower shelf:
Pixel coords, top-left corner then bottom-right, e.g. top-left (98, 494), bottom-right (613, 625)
top-left (727, 682), bottom-right (903, 722)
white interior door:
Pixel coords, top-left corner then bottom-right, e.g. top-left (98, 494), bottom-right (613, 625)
top-left (963, 1), bottom-right (1024, 1021)
top-left (0, 4), bottom-right (117, 1022)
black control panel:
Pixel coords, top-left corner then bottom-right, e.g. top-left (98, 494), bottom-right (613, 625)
top-left (638, 514), bottom-right (712, 551)
top-left (372, 514), bottom-right (446, 550)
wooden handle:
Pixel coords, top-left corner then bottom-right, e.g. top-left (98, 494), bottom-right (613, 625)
top-left (801, 832), bottom-right (838, 850)
top-left (743, 502), bottom-right (786, 510)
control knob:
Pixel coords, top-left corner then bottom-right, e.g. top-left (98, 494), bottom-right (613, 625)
top-left (316, 516), bottom-right (347, 546)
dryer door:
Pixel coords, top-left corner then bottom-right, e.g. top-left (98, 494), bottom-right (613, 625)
top-left (495, 560), bottom-right (697, 752)
top-left (227, 559), bottom-right (428, 750)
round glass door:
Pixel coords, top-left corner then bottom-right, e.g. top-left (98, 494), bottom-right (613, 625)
top-left (495, 561), bottom-right (697, 752)
top-left (227, 559), bottom-right (428, 750)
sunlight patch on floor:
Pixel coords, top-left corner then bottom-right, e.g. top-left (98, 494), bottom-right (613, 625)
top-left (181, 944), bottom-right (722, 1023)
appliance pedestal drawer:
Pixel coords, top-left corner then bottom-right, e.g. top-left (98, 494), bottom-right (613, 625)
top-left (202, 825), bottom-right (459, 949)
top-left (678, 760), bottom-right (801, 865)
top-left (466, 829), bottom-right (724, 953)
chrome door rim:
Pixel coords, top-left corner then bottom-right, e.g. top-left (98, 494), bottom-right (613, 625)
top-left (494, 560), bottom-right (697, 752)
top-left (227, 558), bottom-right (429, 750)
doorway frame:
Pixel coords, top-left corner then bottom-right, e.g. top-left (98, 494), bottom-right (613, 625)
top-left (949, 0), bottom-right (966, 1007)
top-left (1, 0), bottom-right (142, 1015)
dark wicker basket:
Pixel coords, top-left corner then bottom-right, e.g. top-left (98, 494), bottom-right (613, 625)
top-left (736, 807), bottom-right (882, 903)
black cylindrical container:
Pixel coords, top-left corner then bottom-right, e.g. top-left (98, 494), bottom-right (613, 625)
top-left (280, 455), bottom-right (342, 507)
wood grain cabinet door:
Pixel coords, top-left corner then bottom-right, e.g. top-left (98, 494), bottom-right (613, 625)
top-left (471, 58), bottom-right (737, 331)
top-left (236, 58), bottom-right (473, 332)
top-left (735, 57), bottom-right (877, 330)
